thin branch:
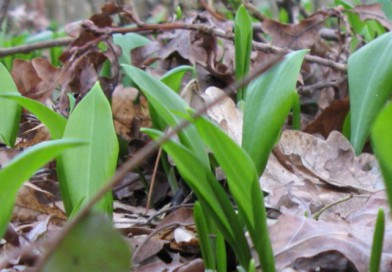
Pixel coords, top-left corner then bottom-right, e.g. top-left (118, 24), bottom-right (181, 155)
top-left (0, 22), bottom-right (347, 72)
top-left (32, 53), bottom-right (285, 272)
top-left (0, 37), bottom-right (72, 57)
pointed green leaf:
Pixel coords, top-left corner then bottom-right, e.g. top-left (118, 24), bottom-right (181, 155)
top-left (122, 65), bottom-right (209, 168)
top-left (235, 5), bottom-right (252, 100)
top-left (194, 202), bottom-right (216, 270)
top-left (195, 117), bottom-right (275, 271)
top-left (0, 93), bottom-right (66, 139)
top-left (160, 65), bottom-right (195, 93)
top-left (0, 62), bottom-right (21, 146)
top-left (59, 82), bottom-right (118, 215)
top-left (142, 128), bottom-right (252, 268)
top-left (349, 32), bottom-right (392, 154)
top-left (113, 33), bottom-right (150, 64)
top-left (43, 212), bottom-right (131, 272)
top-left (371, 102), bottom-right (392, 206)
top-left (0, 139), bottom-right (86, 239)
top-left (369, 209), bottom-right (385, 272)
top-left (242, 50), bottom-right (306, 174)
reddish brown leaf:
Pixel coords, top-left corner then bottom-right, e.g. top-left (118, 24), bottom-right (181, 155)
top-left (304, 98), bottom-right (350, 137)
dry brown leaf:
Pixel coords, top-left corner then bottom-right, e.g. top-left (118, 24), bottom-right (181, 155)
top-left (261, 130), bottom-right (382, 219)
top-left (275, 130), bottom-right (382, 192)
top-left (270, 214), bottom-right (392, 271)
top-left (304, 98), bottom-right (350, 137)
top-left (261, 11), bottom-right (329, 50)
top-left (13, 184), bottom-right (66, 223)
top-left (112, 84), bottom-right (151, 140)
top-left (201, 86), bottom-right (243, 144)
top-left (11, 58), bottom-right (58, 102)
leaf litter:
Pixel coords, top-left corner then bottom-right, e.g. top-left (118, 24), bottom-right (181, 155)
top-left (1, 1), bottom-right (392, 271)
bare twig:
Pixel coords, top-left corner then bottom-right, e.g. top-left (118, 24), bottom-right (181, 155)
top-left (0, 37), bottom-right (72, 57)
top-left (145, 148), bottom-right (162, 212)
top-left (0, 22), bottom-right (347, 72)
top-left (32, 53), bottom-right (284, 272)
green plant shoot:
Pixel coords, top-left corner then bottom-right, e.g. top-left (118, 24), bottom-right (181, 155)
top-left (58, 82), bottom-right (118, 215)
top-left (0, 62), bottom-right (21, 146)
top-left (235, 5), bottom-right (252, 101)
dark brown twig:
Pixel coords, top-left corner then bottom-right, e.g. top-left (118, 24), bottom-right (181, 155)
top-left (0, 22), bottom-right (347, 72)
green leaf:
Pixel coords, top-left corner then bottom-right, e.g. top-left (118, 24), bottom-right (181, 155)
top-left (42, 212), bottom-right (131, 272)
top-left (142, 128), bottom-right (251, 268)
top-left (0, 62), bottom-right (21, 146)
top-left (0, 93), bottom-right (67, 139)
top-left (194, 202), bottom-right (216, 270)
top-left (113, 33), bottom-right (150, 64)
top-left (371, 102), bottom-right (392, 207)
top-left (58, 82), bottom-right (118, 215)
top-left (235, 5), bottom-right (252, 101)
top-left (0, 139), bottom-right (86, 239)
top-left (349, 31), bottom-right (392, 154)
top-left (122, 65), bottom-right (209, 168)
top-left (160, 65), bottom-right (195, 93)
top-left (242, 50), bottom-right (306, 174)
top-left (195, 117), bottom-right (275, 271)
top-left (369, 209), bottom-right (385, 272)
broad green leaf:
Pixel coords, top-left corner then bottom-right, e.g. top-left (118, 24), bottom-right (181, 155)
top-left (195, 117), bottom-right (275, 271)
top-left (369, 209), bottom-right (385, 272)
top-left (0, 62), bottom-right (21, 146)
top-left (143, 128), bottom-right (251, 268)
top-left (160, 65), bottom-right (195, 93)
top-left (371, 102), bottom-right (392, 206)
top-left (113, 33), bottom-right (150, 64)
top-left (235, 5), bottom-right (252, 100)
top-left (349, 31), bottom-right (392, 154)
top-left (122, 65), bottom-right (209, 168)
top-left (242, 50), bottom-right (306, 174)
top-left (0, 93), bottom-right (66, 139)
top-left (42, 212), bottom-right (131, 272)
top-left (0, 139), bottom-right (86, 239)
top-left (59, 82), bottom-right (118, 215)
